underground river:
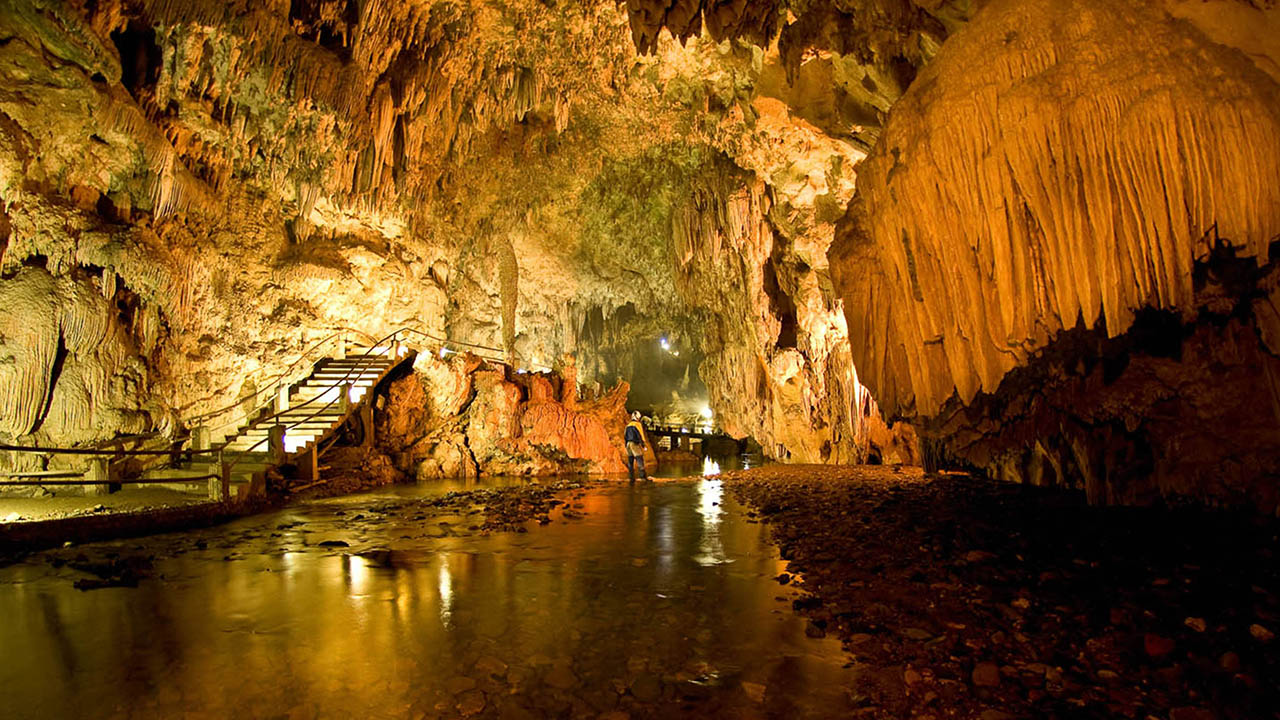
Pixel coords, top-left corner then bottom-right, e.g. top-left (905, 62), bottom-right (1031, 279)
top-left (0, 467), bottom-right (855, 719)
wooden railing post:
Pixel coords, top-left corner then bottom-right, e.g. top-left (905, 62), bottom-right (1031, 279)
top-left (269, 425), bottom-right (287, 464)
top-left (85, 457), bottom-right (111, 497)
top-left (210, 450), bottom-right (229, 501)
top-left (192, 426), bottom-right (210, 451)
top-left (298, 445), bottom-right (318, 482)
top-left (275, 384), bottom-right (289, 413)
top-left (339, 383), bottom-right (352, 414)
top-left (360, 403), bottom-right (375, 448)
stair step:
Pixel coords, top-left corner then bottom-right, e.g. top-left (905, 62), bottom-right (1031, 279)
top-left (233, 425), bottom-right (332, 438)
top-left (260, 411), bottom-right (344, 422)
top-left (296, 376), bottom-right (376, 386)
top-left (232, 426), bottom-right (336, 441)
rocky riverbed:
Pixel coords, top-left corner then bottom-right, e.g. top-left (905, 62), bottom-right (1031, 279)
top-left (721, 465), bottom-right (1280, 719)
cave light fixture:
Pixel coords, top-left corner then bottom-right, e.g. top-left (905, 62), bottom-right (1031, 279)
top-left (660, 336), bottom-right (670, 351)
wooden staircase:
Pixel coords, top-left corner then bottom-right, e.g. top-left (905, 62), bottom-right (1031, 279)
top-left (143, 344), bottom-right (409, 500)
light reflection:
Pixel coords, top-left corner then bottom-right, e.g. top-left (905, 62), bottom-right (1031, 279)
top-left (345, 554), bottom-right (370, 596)
top-left (438, 556), bottom-right (453, 626)
top-left (656, 505), bottom-right (674, 578)
top-left (702, 457), bottom-right (721, 476)
top-left (694, 478), bottom-right (728, 566)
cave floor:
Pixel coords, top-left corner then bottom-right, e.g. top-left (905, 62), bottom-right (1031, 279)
top-left (723, 465), bottom-right (1280, 720)
top-left (0, 486), bottom-right (209, 524)
top-left (0, 475), bottom-right (855, 719)
top-left (1, 467), bottom-right (1275, 719)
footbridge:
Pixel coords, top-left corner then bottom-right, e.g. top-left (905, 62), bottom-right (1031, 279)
top-left (644, 422), bottom-right (747, 454)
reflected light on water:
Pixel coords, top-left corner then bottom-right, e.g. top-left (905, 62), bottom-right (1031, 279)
top-left (344, 553), bottom-right (370, 596)
top-left (702, 457), bottom-right (721, 476)
top-left (695, 478), bottom-right (728, 566)
top-left (438, 556), bottom-right (453, 626)
top-left (697, 478), bottom-right (723, 526)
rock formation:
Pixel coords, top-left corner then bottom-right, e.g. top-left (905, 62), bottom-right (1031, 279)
top-left (376, 352), bottom-right (653, 478)
top-left (830, 0), bottom-right (1280, 507)
top-left (0, 0), bottom-right (911, 473)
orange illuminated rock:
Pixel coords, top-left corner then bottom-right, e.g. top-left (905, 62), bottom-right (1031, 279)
top-left (379, 355), bottom-right (639, 478)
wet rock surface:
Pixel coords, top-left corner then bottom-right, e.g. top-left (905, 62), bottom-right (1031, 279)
top-left (722, 465), bottom-right (1280, 719)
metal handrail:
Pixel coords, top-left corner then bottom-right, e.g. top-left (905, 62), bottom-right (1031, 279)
top-left (0, 474), bottom-right (218, 487)
top-left (398, 327), bottom-right (506, 357)
top-left (182, 326), bottom-right (379, 429)
top-left (0, 443), bottom-right (218, 457)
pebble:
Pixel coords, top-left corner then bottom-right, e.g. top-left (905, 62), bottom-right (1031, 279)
top-left (474, 656), bottom-right (508, 677)
top-left (629, 674), bottom-right (662, 702)
top-left (1218, 651), bottom-right (1241, 672)
top-left (1249, 623), bottom-right (1274, 643)
top-left (963, 550), bottom-right (997, 564)
top-left (900, 627), bottom-right (933, 641)
top-left (1144, 633), bottom-right (1175, 658)
top-left (971, 663), bottom-right (1001, 687)
top-left (1183, 617), bottom-right (1207, 632)
top-left (446, 676), bottom-right (476, 695)
top-left (543, 663), bottom-right (578, 690)
top-left (740, 681), bottom-right (766, 703)
top-left (456, 690), bottom-right (486, 716)
top-left (1169, 708), bottom-right (1215, 720)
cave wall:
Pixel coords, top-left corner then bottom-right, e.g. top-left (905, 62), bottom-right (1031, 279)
top-left (829, 0), bottom-right (1280, 507)
top-left (0, 0), bottom-right (934, 467)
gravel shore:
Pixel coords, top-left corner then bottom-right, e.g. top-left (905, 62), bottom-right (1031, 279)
top-left (721, 465), bottom-right (1279, 719)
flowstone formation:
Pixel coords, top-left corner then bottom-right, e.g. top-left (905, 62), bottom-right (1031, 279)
top-left (375, 352), bottom-right (655, 478)
top-left (0, 0), bottom-right (920, 469)
top-left (830, 0), bottom-right (1280, 508)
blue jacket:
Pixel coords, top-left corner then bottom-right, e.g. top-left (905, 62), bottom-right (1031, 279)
top-left (624, 422), bottom-right (644, 445)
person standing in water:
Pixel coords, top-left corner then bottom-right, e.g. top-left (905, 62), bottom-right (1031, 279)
top-left (624, 411), bottom-right (649, 482)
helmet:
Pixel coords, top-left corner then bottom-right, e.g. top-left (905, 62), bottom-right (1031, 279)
top-left (631, 411), bottom-right (641, 420)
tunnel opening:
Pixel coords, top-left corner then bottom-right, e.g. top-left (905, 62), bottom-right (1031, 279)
top-left (111, 21), bottom-right (162, 100)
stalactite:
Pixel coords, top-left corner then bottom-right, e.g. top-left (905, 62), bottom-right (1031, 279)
top-left (497, 234), bottom-right (519, 363)
top-left (831, 0), bottom-right (1280, 420)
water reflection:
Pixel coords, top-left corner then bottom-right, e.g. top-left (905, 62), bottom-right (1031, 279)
top-left (0, 481), bottom-right (852, 719)
top-left (702, 456), bottom-right (721, 476)
top-left (439, 554), bottom-right (454, 626)
top-left (694, 478), bottom-right (727, 567)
